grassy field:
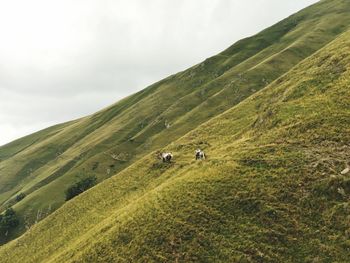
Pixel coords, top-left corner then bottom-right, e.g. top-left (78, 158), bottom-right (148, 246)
top-left (1, 0), bottom-right (350, 244)
top-left (0, 21), bottom-right (349, 262)
top-left (0, 0), bottom-right (349, 259)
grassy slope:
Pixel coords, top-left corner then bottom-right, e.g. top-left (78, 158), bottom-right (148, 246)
top-left (1, 0), bottom-right (350, 244)
top-left (1, 23), bottom-right (350, 263)
top-left (0, 122), bottom-right (74, 161)
top-left (1, 24), bottom-right (350, 263)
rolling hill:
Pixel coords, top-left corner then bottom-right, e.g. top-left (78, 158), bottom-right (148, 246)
top-left (0, 0), bottom-right (349, 261)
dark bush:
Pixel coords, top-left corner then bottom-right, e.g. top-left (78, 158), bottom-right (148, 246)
top-left (65, 176), bottom-right (97, 201)
top-left (0, 208), bottom-right (19, 237)
top-left (15, 193), bottom-right (26, 202)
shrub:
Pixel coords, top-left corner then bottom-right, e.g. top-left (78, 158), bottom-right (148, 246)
top-left (0, 208), bottom-right (19, 237)
top-left (65, 176), bottom-right (97, 201)
top-left (15, 193), bottom-right (26, 202)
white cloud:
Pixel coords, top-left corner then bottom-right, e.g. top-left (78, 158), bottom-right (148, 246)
top-left (0, 0), bottom-right (319, 146)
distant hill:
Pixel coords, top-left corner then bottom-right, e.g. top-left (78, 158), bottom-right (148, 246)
top-left (0, 0), bottom-right (350, 261)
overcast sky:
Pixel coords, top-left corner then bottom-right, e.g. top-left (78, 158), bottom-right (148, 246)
top-left (0, 0), bottom-right (319, 146)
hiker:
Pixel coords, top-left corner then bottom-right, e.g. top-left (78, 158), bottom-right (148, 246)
top-left (195, 149), bottom-right (205, 160)
top-left (161, 152), bottom-right (173, 163)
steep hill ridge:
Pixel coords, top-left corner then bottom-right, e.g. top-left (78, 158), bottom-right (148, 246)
top-left (1, 21), bottom-right (349, 262)
top-left (0, 0), bottom-right (349, 247)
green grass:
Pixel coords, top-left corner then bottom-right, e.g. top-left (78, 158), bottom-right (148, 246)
top-left (1, 22), bottom-right (349, 262)
top-left (0, 0), bottom-right (349, 256)
top-left (1, 0), bottom-right (348, 241)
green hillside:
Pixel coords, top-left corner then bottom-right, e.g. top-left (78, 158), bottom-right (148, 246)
top-left (1, 16), bottom-right (349, 262)
top-left (1, 0), bottom-right (350, 244)
top-left (0, 0), bottom-right (349, 258)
